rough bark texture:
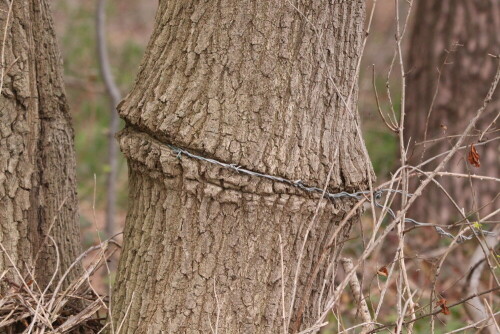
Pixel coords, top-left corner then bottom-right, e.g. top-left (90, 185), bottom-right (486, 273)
top-left (406, 0), bottom-right (500, 223)
top-left (113, 1), bottom-right (371, 333)
top-left (0, 0), bottom-right (82, 290)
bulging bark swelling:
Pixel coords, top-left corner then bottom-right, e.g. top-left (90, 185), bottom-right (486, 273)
top-left (113, 1), bottom-right (371, 332)
top-left (406, 0), bottom-right (500, 223)
top-left (0, 1), bottom-right (82, 290)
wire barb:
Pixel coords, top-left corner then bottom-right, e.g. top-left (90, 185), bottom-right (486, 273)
top-left (170, 143), bottom-right (494, 242)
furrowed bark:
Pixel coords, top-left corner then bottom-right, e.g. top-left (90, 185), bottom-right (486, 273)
top-left (112, 1), bottom-right (371, 332)
top-left (0, 0), bottom-right (82, 291)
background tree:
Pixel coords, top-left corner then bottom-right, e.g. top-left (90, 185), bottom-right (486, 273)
top-left (0, 0), bottom-right (82, 290)
top-left (405, 0), bottom-right (500, 224)
top-left (406, 3), bottom-right (499, 331)
top-left (111, 0), bottom-right (372, 332)
top-left (96, 0), bottom-right (122, 239)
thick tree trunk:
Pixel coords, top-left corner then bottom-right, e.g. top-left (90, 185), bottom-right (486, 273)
top-left (113, 1), bottom-right (371, 333)
top-left (406, 0), bottom-right (500, 223)
top-left (0, 0), bottom-right (82, 290)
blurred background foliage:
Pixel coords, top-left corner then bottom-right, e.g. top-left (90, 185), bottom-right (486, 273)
top-left (52, 1), bottom-right (155, 242)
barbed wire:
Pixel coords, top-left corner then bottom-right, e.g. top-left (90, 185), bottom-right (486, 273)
top-left (168, 143), bottom-right (495, 242)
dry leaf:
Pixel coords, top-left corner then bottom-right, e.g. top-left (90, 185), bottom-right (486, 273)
top-left (436, 298), bottom-right (450, 315)
top-left (377, 266), bottom-right (388, 277)
top-left (468, 144), bottom-right (480, 167)
top-left (436, 298), bottom-right (446, 306)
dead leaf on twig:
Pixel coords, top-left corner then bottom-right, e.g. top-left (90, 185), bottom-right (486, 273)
top-left (377, 266), bottom-right (388, 277)
top-left (467, 144), bottom-right (480, 168)
top-left (436, 298), bottom-right (450, 315)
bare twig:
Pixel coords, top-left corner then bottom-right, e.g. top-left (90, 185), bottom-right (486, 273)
top-left (0, 0), bottom-right (13, 97)
top-left (0, 239), bottom-right (116, 332)
top-left (444, 311), bottom-right (500, 334)
top-left (288, 150), bottom-right (337, 331)
top-left (373, 65), bottom-right (398, 132)
top-left (463, 225), bottom-right (499, 334)
top-left (368, 286), bottom-right (500, 333)
top-left (279, 234), bottom-right (287, 334)
top-left (340, 258), bottom-right (374, 333)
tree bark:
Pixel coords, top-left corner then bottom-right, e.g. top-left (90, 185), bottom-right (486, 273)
top-left (0, 0), bottom-right (82, 290)
top-left (405, 0), bottom-right (500, 224)
top-left (112, 1), bottom-right (371, 333)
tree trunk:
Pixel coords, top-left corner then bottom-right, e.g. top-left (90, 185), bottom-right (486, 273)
top-left (406, 0), bottom-right (500, 224)
top-left (0, 0), bottom-right (82, 290)
top-left (112, 1), bottom-right (371, 333)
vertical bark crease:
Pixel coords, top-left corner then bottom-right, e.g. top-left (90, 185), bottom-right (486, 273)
top-left (0, 0), bottom-right (82, 291)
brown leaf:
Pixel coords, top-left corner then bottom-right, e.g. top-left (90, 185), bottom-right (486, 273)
top-left (436, 298), bottom-right (450, 315)
top-left (377, 266), bottom-right (388, 277)
top-left (468, 144), bottom-right (480, 167)
top-left (436, 298), bottom-right (446, 306)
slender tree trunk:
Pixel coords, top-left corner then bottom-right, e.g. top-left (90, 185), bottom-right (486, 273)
top-left (0, 0), bottom-right (82, 290)
top-left (112, 1), bottom-right (371, 332)
top-left (406, 0), bottom-right (500, 224)
top-left (96, 0), bottom-right (122, 239)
